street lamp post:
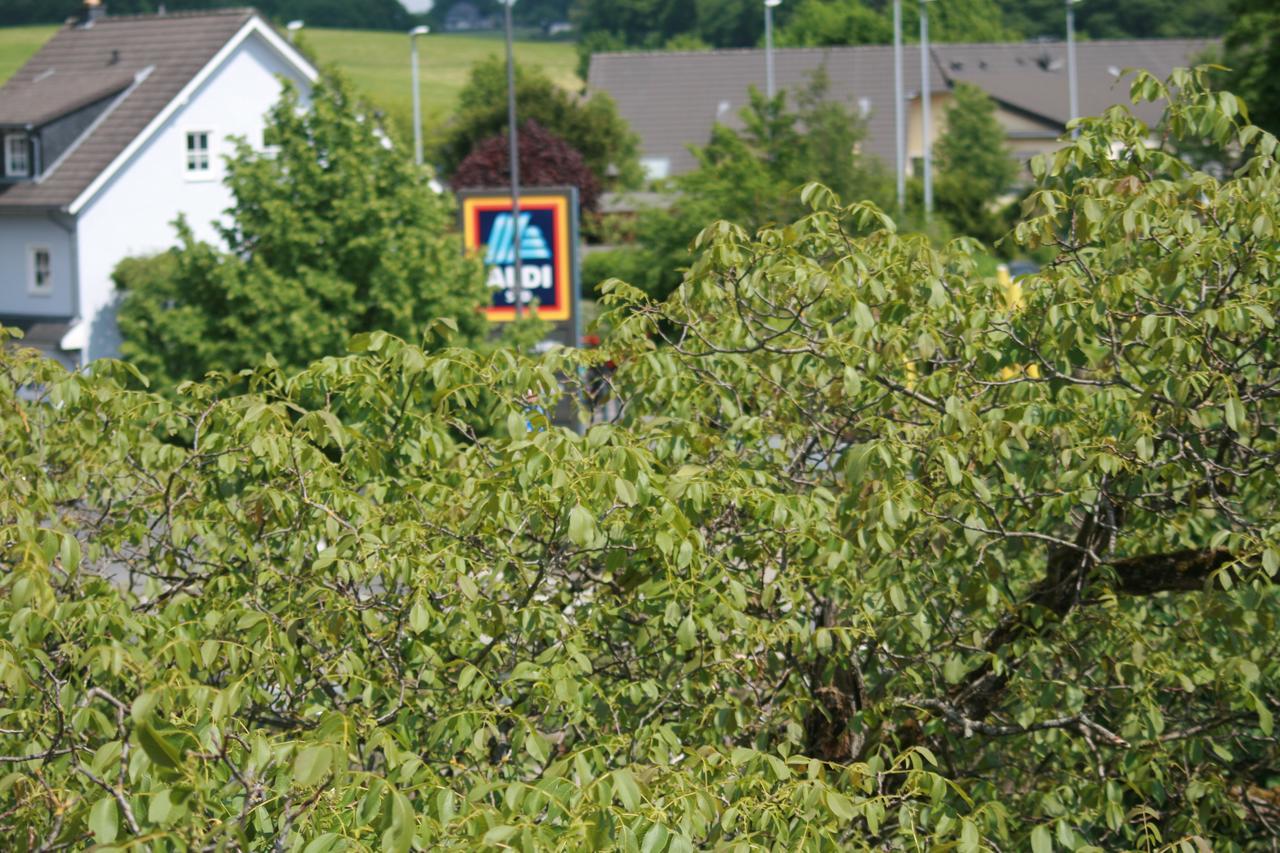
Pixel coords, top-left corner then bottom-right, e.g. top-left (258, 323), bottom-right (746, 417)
top-left (502, 0), bottom-right (523, 318)
top-left (764, 0), bottom-right (781, 99)
top-left (920, 0), bottom-right (935, 223)
top-left (409, 25), bottom-right (429, 167)
top-left (893, 0), bottom-right (905, 214)
top-left (1066, 0), bottom-right (1080, 138)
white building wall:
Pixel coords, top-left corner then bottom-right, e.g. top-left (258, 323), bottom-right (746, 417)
top-left (0, 213), bottom-right (75, 319)
top-left (75, 32), bottom-right (311, 362)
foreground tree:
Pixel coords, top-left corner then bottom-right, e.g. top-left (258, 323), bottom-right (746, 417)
top-left (115, 77), bottom-right (488, 387)
top-left (2, 69), bottom-right (1279, 848)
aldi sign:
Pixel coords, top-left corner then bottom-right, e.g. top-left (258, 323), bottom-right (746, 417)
top-left (460, 189), bottom-right (578, 324)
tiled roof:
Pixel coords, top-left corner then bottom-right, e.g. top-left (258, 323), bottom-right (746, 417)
top-left (588, 38), bottom-right (1217, 177)
top-left (0, 7), bottom-right (257, 210)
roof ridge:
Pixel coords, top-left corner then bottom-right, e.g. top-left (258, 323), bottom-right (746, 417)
top-left (61, 6), bottom-right (258, 25)
top-left (591, 36), bottom-right (1217, 62)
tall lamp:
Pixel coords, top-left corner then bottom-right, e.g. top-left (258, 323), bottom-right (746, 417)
top-left (409, 25), bottom-right (430, 166)
top-left (764, 0), bottom-right (781, 99)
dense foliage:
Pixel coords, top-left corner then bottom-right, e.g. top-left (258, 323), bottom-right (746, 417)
top-left (934, 83), bottom-right (1020, 246)
top-left (588, 71), bottom-right (891, 302)
top-left (4, 69), bottom-right (1280, 849)
top-left (451, 119), bottom-right (601, 213)
top-left (1, 0), bottom-right (412, 29)
top-left (115, 77), bottom-right (487, 387)
top-left (438, 57), bottom-right (641, 192)
top-left (568, 0), bottom-right (1229, 53)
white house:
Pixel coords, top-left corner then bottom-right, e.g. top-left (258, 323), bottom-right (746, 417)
top-left (0, 3), bottom-right (317, 367)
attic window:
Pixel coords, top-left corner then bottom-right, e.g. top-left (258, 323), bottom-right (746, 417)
top-left (5, 134), bottom-right (31, 177)
top-left (185, 131), bottom-right (210, 173)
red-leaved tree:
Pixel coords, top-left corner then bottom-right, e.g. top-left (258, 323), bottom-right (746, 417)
top-left (451, 119), bottom-right (601, 212)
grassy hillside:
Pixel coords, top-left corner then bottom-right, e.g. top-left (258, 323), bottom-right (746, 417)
top-left (0, 25), bottom-right (55, 83)
top-left (0, 25), bottom-right (578, 154)
top-left (305, 29), bottom-right (578, 137)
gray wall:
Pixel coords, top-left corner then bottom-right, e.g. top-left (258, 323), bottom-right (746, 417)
top-left (0, 213), bottom-right (74, 319)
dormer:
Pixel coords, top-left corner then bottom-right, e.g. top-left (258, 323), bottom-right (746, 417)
top-left (0, 69), bottom-right (138, 184)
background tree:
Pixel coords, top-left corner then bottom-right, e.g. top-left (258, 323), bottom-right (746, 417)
top-left (438, 57), bottom-right (642, 191)
top-left (451, 119), bottom-right (601, 212)
top-left (116, 76), bottom-right (487, 387)
top-left (589, 69), bottom-right (891, 301)
top-left (1222, 0), bottom-right (1280, 134)
top-left (776, 0), bottom-right (891, 48)
top-left (933, 82), bottom-right (1020, 245)
top-left (2, 67), bottom-right (1279, 849)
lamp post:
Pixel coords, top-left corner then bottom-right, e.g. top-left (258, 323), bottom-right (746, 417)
top-left (502, 0), bottom-right (523, 318)
top-left (1066, 0), bottom-right (1080, 138)
top-left (409, 25), bottom-right (429, 167)
top-left (764, 0), bottom-right (781, 99)
top-left (285, 19), bottom-right (303, 41)
top-left (893, 0), bottom-right (905, 214)
top-left (920, 0), bottom-right (935, 223)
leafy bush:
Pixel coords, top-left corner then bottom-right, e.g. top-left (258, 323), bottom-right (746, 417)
top-left (452, 119), bottom-right (601, 213)
top-left (3, 69), bottom-right (1279, 849)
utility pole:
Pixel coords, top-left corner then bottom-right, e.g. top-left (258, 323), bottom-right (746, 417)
top-left (920, 0), bottom-right (935, 223)
top-left (1066, 0), bottom-right (1080, 138)
top-left (409, 26), bottom-right (429, 166)
top-left (893, 0), bottom-right (905, 214)
top-left (503, 0), bottom-right (523, 318)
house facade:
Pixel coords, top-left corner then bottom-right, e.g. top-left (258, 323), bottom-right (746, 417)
top-left (588, 38), bottom-right (1216, 184)
top-left (0, 4), bottom-right (317, 367)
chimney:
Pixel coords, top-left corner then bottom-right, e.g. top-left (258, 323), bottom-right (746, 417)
top-left (79, 0), bottom-right (107, 27)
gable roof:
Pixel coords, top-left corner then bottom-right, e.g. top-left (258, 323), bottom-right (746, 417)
top-left (0, 8), bottom-right (315, 212)
top-left (588, 38), bottom-right (1216, 177)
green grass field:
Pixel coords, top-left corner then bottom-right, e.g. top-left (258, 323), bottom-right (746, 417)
top-left (305, 29), bottom-right (578, 136)
top-left (0, 25), bottom-right (577, 149)
top-left (0, 25), bottom-right (56, 84)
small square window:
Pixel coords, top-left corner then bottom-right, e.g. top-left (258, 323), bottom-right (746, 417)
top-left (29, 247), bottom-right (51, 295)
top-left (6, 134), bottom-right (31, 177)
top-left (185, 131), bottom-right (210, 173)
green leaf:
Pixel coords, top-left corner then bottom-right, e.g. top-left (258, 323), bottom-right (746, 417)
top-left (641, 822), bottom-right (670, 853)
top-left (89, 796), bottom-right (118, 844)
top-left (483, 825), bottom-right (518, 845)
top-left (135, 719), bottom-right (183, 770)
top-left (1031, 824), bottom-right (1053, 853)
top-left (676, 615), bottom-right (697, 651)
top-left (381, 791), bottom-right (415, 853)
top-left (825, 790), bottom-right (857, 821)
top-left (568, 504), bottom-right (595, 547)
top-left (613, 768), bottom-right (642, 811)
top-left (294, 745), bottom-right (332, 787)
top-left (1224, 396), bottom-right (1245, 432)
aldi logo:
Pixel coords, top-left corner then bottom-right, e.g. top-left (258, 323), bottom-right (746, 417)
top-left (461, 192), bottom-right (574, 323)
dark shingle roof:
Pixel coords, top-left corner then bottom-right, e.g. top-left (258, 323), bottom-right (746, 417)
top-left (0, 69), bottom-right (137, 127)
top-left (589, 38), bottom-right (1217, 177)
top-left (0, 7), bottom-right (258, 210)
top-left (933, 39), bottom-right (1216, 127)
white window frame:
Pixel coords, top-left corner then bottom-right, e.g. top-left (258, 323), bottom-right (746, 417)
top-left (184, 130), bottom-right (213, 179)
top-left (27, 245), bottom-right (52, 296)
top-left (6, 133), bottom-right (31, 177)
